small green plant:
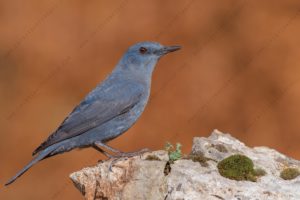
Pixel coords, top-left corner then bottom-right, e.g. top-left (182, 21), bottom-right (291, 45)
top-left (217, 154), bottom-right (257, 182)
top-left (165, 142), bottom-right (182, 163)
top-left (280, 167), bottom-right (300, 180)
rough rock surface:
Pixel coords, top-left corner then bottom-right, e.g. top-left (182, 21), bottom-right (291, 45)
top-left (70, 130), bottom-right (300, 200)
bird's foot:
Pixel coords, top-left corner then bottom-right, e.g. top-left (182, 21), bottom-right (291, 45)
top-left (108, 148), bottom-right (150, 171)
top-left (115, 148), bottom-right (150, 158)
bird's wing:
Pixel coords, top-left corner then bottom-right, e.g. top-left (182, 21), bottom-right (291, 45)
top-left (32, 82), bottom-right (143, 155)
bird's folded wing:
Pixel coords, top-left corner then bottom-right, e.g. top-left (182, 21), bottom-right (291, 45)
top-left (32, 84), bottom-right (143, 155)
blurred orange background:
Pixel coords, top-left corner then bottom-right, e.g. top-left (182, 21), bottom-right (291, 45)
top-left (1, 0), bottom-right (300, 199)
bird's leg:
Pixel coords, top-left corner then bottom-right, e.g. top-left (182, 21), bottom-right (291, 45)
top-left (92, 145), bottom-right (115, 158)
top-left (94, 141), bottom-right (150, 171)
top-left (107, 149), bottom-right (150, 172)
top-left (95, 141), bottom-right (150, 157)
top-left (94, 141), bottom-right (124, 154)
top-left (115, 148), bottom-right (150, 157)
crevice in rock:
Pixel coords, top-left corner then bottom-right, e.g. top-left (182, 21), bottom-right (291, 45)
top-left (164, 161), bottom-right (171, 176)
top-left (211, 194), bottom-right (225, 200)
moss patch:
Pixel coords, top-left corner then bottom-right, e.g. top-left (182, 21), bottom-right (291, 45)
top-left (145, 155), bottom-right (161, 161)
top-left (188, 154), bottom-right (209, 167)
top-left (280, 168), bottom-right (300, 180)
top-left (183, 152), bottom-right (210, 167)
top-left (217, 154), bottom-right (257, 182)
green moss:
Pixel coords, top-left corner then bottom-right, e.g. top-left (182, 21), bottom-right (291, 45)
top-left (184, 152), bottom-right (209, 167)
top-left (145, 155), bottom-right (161, 161)
top-left (217, 154), bottom-right (257, 182)
top-left (280, 168), bottom-right (300, 180)
top-left (253, 168), bottom-right (267, 177)
top-left (165, 142), bottom-right (182, 163)
top-left (189, 154), bottom-right (209, 167)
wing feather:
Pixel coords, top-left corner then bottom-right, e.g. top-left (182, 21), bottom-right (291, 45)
top-left (32, 82), bottom-right (143, 155)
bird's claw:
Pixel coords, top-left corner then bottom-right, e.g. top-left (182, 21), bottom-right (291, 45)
top-left (108, 148), bottom-right (150, 171)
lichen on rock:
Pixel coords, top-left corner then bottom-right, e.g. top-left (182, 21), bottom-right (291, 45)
top-left (280, 167), bottom-right (300, 180)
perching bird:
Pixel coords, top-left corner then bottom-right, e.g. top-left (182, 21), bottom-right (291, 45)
top-left (5, 42), bottom-right (181, 186)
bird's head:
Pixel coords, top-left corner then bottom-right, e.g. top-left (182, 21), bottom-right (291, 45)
top-left (116, 42), bottom-right (181, 81)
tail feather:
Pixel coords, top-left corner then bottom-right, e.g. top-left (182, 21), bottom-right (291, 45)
top-left (5, 146), bottom-right (56, 186)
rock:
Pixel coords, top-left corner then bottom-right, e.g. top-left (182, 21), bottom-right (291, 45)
top-left (70, 130), bottom-right (300, 200)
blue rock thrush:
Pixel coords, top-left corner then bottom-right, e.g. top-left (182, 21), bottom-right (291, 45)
top-left (5, 42), bottom-right (181, 186)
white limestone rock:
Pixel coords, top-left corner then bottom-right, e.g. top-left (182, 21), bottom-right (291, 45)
top-left (70, 130), bottom-right (300, 200)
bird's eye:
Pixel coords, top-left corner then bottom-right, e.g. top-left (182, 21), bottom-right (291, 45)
top-left (139, 47), bottom-right (147, 54)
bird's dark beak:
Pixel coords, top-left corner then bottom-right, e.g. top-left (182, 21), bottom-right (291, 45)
top-left (156, 45), bottom-right (181, 56)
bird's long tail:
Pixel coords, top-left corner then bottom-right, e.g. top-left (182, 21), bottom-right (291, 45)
top-left (5, 145), bottom-right (56, 186)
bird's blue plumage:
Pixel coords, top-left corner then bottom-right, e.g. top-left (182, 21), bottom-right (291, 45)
top-left (5, 42), bottom-right (181, 186)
